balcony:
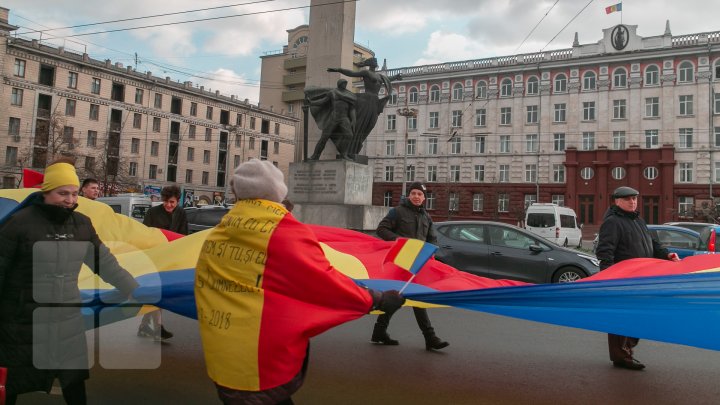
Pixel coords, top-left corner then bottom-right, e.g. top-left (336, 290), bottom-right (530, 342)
top-left (283, 74), bottom-right (306, 86)
top-left (284, 56), bottom-right (307, 70)
top-left (282, 90), bottom-right (305, 102)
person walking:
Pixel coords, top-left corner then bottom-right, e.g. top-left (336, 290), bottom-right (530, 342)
top-left (0, 158), bottom-right (138, 404)
top-left (372, 182), bottom-right (449, 351)
top-left (595, 186), bottom-right (679, 370)
top-left (138, 185), bottom-right (188, 341)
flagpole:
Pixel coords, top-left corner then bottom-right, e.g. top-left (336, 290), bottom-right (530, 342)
top-left (398, 274), bottom-right (417, 294)
top-left (620, 1), bottom-right (623, 24)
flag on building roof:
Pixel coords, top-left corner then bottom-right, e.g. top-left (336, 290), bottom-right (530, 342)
top-left (605, 2), bottom-right (622, 14)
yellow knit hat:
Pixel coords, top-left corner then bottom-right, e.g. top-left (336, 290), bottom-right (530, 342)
top-left (41, 162), bottom-right (80, 191)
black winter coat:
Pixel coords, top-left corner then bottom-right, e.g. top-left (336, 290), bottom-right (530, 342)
top-left (377, 199), bottom-right (437, 244)
top-left (0, 193), bottom-right (138, 395)
top-left (595, 205), bottom-right (669, 270)
top-left (143, 204), bottom-right (188, 235)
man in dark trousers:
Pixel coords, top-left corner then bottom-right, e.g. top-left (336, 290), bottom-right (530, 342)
top-left (372, 182), bottom-right (449, 351)
top-left (595, 186), bottom-right (679, 370)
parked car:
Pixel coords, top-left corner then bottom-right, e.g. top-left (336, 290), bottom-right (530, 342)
top-left (663, 221), bottom-right (715, 233)
top-left (697, 225), bottom-right (720, 254)
top-left (591, 224), bottom-right (701, 259)
top-left (525, 203), bottom-right (583, 248)
top-left (184, 206), bottom-right (231, 233)
top-left (97, 194), bottom-right (152, 222)
top-left (434, 221), bottom-right (599, 284)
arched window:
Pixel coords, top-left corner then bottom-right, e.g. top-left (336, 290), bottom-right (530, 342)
top-left (644, 65), bottom-right (659, 86)
top-left (678, 61), bottom-right (694, 83)
top-left (408, 87), bottom-right (418, 104)
top-left (613, 68), bottom-right (627, 88)
top-left (500, 78), bottom-right (512, 97)
top-left (554, 74), bottom-right (567, 93)
top-left (526, 76), bottom-right (538, 95)
top-left (452, 83), bottom-right (463, 100)
top-left (582, 71), bottom-right (596, 90)
top-left (475, 81), bottom-right (487, 99)
top-left (429, 85), bottom-right (441, 102)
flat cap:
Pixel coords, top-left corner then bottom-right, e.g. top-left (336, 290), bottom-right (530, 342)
top-left (612, 186), bottom-right (639, 199)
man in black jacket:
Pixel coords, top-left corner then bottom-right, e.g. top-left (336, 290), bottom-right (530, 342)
top-left (595, 186), bottom-right (679, 370)
top-left (371, 182), bottom-right (449, 351)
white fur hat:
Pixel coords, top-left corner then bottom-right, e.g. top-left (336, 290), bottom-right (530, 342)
top-left (230, 159), bottom-right (288, 203)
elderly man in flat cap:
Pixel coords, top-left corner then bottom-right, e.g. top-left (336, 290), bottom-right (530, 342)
top-left (595, 186), bottom-right (679, 370)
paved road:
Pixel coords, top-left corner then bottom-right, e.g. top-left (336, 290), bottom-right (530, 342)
top-left (20, 306), bottom-right (720, 405)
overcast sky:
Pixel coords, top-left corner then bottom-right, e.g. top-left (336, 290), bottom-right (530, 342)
top-left (4, 0), bottom-right (718, 104)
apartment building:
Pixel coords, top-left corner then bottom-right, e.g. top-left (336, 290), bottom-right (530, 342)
top-left (367, 22), bottom-right (720, 226)
top-left (0, 7), bottom-right (298, 205)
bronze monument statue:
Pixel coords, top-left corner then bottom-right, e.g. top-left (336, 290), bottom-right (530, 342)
top-left (305, 79), bottom-right (357, 161)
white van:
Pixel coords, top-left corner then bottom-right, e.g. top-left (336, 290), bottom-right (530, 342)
top-left (525, 203), bottom-right (583, 248)
top-left (96, 194), bottom-right (153, 222)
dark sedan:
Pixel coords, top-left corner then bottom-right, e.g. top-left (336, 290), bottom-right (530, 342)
top-left (184, 206), bottom-right (231, 233)
top-left (434, 221), bottom-right (599, 284)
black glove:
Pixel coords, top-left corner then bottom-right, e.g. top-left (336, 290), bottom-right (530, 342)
top-left (369, 289), bottom-right (405, 314)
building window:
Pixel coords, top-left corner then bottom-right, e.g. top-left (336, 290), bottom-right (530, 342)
top-left (475, 109), bottom-right (486, 126)
top-left (87, 130), bottom-right (97, 147)
top-left (448, 193), bottom-right (459, 212)
top-left (500, 79), bottom-right (512, 97)
top-left (525, 164), bottom-right (537, 182)
top-left (645, 129), bottom-right (659, 148)
top-left (553, 103), bottom-right (566, 122)
top-left (448, 165), bottom-right (460, 182)
top-left (450, 136), bottom-right (461, 154)
top-left (383, 191), bottom-right (393, 207)
top-left (129, 162), bottom-right (137, 177)
top-left (678, 196), bottom-right (694, 216)
top-left (388, 91), bottom-right (397, 105)
top-left (612, 167), bottom-right (626, 180)
top-left (154, 93), bottom-right (163, 109)
top-left (500, 135), bottom-right (510, 153)
top-left (612, 131), bottom-right (626, 150)
top-left (645, 65), bottom-right (659, 86)
top-left (5, 146), bottom-right (18, 166)
top-left (526, 105), bottom-right (538, 124)
top-left (524, 194), bottom-right (537, 208)
top-left (430, 85), bottom-right (441, 102)
top-left (206, 106), bottom-right (213, 120)
top-left (452, 110), bottom-right (463, 127)
top-left (65, 99), bottom-right (76, 117)
top-left (552, 195), bottom-right (565, 206)
top-left (133, 113), bottom-right (142, 129)
top-left (498, 193), bottom-right (509, 213)
top-left (190, 102), bottom-right (197, 117)
top-left (408, 87), bottom-right (418, 104)
top-left (679, 95), bottom-right (694, 116)
top-left (526, 77), bottom-right (538, 95)
top-left (552, 164), bottom-right (565, 183)
top-left (408, 116), bottom-right (417, 130)
top-left (202, 171), bottom-right (209, 185)
top-left (583, 71), bottom-right (596, 90)
top-left (250, 117), bottom-right (256, 130)
top-left (385, 140), bottom-right (395, 156)
top-left (423, 166), bottom-right (437, 184)
top-left (679, 162), bottom-right (693, 183)
top-left (203, 150), bottom-right (210, 164)
top-left (475, 81), bottom-right (487, 99)
top-left (88, 104), bottom-right (99, 121)
top-left (185, 169), bottom-right (193, 184)
top-left (499, 164), bottom-right (509, 182)
top-left (68, 72), bottom-right (78, 89)
top-left (91, 78), bottom-right (101, 94)
top-left (384, 166), bottom-right (394, 181)
top-left (406, 139), bottom-right (416, 155)
top-left (149, 164), bottom-right (157, 180)
top-left (554, 74), bottom-right (567, 93)
top-left (582, 102), bottom-right (595, 121)
top-left (63, 127), bottom-right (74, 144)
top-left (452, 83), bottom-right (464, 100)
top-left (150, 141), bottom-right (159, 156)
top-left (581, 132), bottom-right (595, 150)
top-left (249, 137), bottom-right (255, 149)
top-left (131, 138), bottom-right (140, 154)
top-left (152, 117), bottom-right (161, 132)
top-left (188, 125), bottom-right (196, 139)
top-left (10, 88), bottom-right (23, 106)
top-left (613, 99), bottom-right (627, 119)
top-left (472, 193), bottom-right (484, 212)
top-left (678, 61), bottom-right (694, 83)
top-left (553, 133), bottom-right (565, 151)
top-left (613, 68), bottom-right (627, 88)
top-left (500, 107), bottom-right (512, 125)
top-left (426, 192), bottom-right (435, 210)
top-left (187, 147), bottom-right (195, 161)
top-left (386, 114), bottom-right (396, 131)
top-left (84, 156), bottom-right (95, 171)
top-left (474, 136), bottom-right (485, 153)
top-left (644, 166), bottom-right (659, 180)
top-left (8, 117), bottom-right (20, 138)
top-left (525, 134), bottom-right (538, 152)
top-left (474, 165), bottom-right (485, 182)
top-left (429, 112), bottom-right (439, 129)
top-left (427, 137), bottom-right (438, 155)
top-left (580, 167), bottom-right (594, 180)
top-left (645, 97), bottom-right (659, 117)
top-left (716, 127), bottom-right (720, 147)
top-left (405, 165), bottom-right (416, 182)
top-left (679, 128), bottom-right (693, 148)
top-left (13, 59), bottom-right (26, 77)
top-left (273, 141), bottom-right (280, 154)
top-left (205, 128), bottom-right (212, 141)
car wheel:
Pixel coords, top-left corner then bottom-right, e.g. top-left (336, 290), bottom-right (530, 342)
top-left (553, 267), bottom-right (585, 283)
top-left (563, 238), bottom-right (569, 247)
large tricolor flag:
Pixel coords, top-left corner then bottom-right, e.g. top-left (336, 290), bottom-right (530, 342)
top-left (606, 2), bottom-right (622, 14)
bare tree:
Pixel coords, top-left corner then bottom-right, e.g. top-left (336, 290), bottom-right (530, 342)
top-left (31, 111), bottom-right (77, 168)
top-left (78, 135), bottom-right (138, 196)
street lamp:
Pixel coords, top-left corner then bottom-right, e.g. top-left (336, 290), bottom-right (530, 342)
top-left (397, 106), bottom-right (418, 197)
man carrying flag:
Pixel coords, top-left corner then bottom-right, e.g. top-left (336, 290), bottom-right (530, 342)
top-left (372, 182), bottom-right (449, 351)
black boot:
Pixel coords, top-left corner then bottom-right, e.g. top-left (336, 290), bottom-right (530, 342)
top-left (424, 332), bottom-right (449, 351)
top-left (371, 322), bottom-right (399, 345)
top-left (414, 308), bottom-right (448, 351)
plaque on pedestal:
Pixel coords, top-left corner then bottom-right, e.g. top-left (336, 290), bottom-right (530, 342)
top-left (288, 160), bottom-right (372, 206)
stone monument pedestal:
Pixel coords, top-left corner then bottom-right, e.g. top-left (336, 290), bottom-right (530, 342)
top-left (287, 160), bottom-right (388, 230)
